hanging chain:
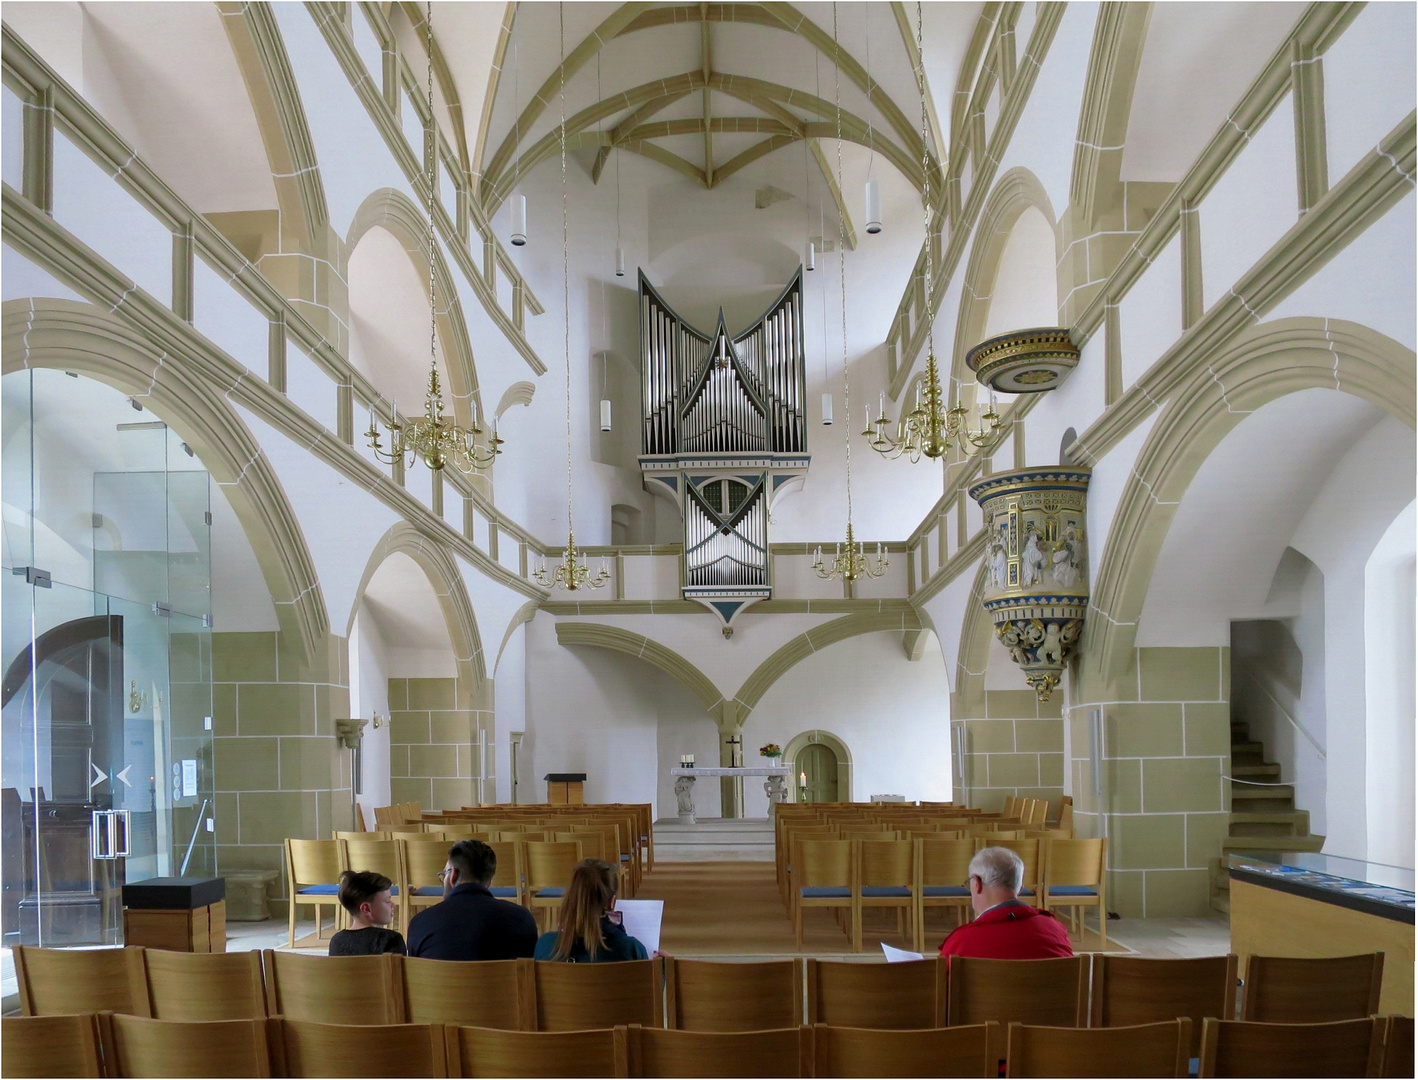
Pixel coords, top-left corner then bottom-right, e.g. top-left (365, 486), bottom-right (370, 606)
top-left (560, 2), bottom-right (573, 533)
top-left (833, 3), bottom-right (852, 529)
top-left (426, 2), bottom-right (437, 392)
top-left (916, 1), bottom-right (933, 361)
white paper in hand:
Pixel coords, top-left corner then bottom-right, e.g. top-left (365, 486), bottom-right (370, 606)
top-left (613, 899), bottom-right (664, 954)
top-left (881, 943), bottom-right (926, 963)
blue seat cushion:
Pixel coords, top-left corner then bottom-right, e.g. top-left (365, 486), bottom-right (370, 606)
top-left (800, 886), bottom-right (850, 898)
top-left (296, 884), bottom-right (339, 895)
top-left (862, 886), bottom-right (911, 898)
top-left (620, 854), bottom-right (631, 862)
top-left (413, 886), bottom-right (444, 897)
top-left (490, 886), bottom-right (518, 898)
top-left (1049, 886), bottom-right (1098, 896)
top-left (534, 887), bottom-right (564, 899)
top-left (1021, 888), bottom-right (1036, 897)
top-left (924, 885), bottom-right (970, 898)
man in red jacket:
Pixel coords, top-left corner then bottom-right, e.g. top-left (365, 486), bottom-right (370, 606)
top-left (938, 846), bottom-right (1074, 959)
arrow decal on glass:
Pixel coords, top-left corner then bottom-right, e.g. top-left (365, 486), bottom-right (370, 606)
top-left (89, 763), bottom-right (108, 790)
top-left (116, 766), bottom-right (133, 788)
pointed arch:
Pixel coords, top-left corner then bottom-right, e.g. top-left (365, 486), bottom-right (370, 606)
top-left (554, 622), bottom-right (724, 714)
top-left (2, 298), bottom-right (328, 661)
top-left (345, 188), bottom-right (483, 427)
top-left (1082, 317), bottom-right (1416, 693)
top-left (348, 521), bottom-right (487, 697)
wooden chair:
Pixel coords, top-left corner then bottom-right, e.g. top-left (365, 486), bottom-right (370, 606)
top-left (342, 835), bottom-right (409, 934)
top-left (858, 838), bottom-right (917, 943)
top-left (1040, 838), bottom-right (1107, 944)
top-left (279, 1018), bottom-right (446, 1077)
top-left (403, 955), bottom-right (530, 1029)
top-left (1027, 800), bottom-right (1049, 826)
top-left (0, 1014), bottom-right (104, 1077)
top-left (285, 838), bottom-right (346, 947)
top-left (484, 839), bottom-right (525, 904)
top-left (916, 838), bottom-right (976, 952)
top-left (777, 823), bottom-right (840, 906)
top-left (1383, 1015), bottom-right (1414, 1078)
top-left (1241, 952), bottom-right (1384, 1022)
top-left (1006, 1019), bottom-right (1190, 1077)
top-left (534, 959), bottom-right (662, 1031)
top-left (12, 945), bottom-right (150, 1016)
top-left (792, 839), bottom-right (859, 951)
top-left (814, 1022), bottom-right (1001, 1077)
top-left (101, 1014), bottom-right (274, 1077)
top-left (447, 1025), bottom-right (629, 1078)
top-left (402, 836), bottom-right (455, 926)
top-left (1092, 955), bottom-right (1238, 1055)
top-left (665, 957), bottom-right (804, 1031)
top-left (144, 949), bottom-right (268, 1021)
top-left (805, 958), bottom-right (947, 1029)
top-left (525, 840), bottom-right (584, 931)
top-left (982, 838), bottom-right (1043, 905)
top-left (261, 950), bottom-right (402, 1024)
top-left (947, 956), bottom-right (1088, 1027)
top-left (334, 829), bottom-right (390, 840)
top-left (628, 1025), bottom-right (812, 1078)
top-left (1199, 1016), bottom-right (1387, 1077)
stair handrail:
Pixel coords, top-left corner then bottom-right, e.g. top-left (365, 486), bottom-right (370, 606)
top-left (1239, 670), bottom-right (1327, 761)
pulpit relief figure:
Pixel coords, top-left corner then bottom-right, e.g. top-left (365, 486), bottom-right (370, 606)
top-left (1021, 531), bottom-right (1047, 586)
top-left (1050, 524), bottom-right (1084, 588)
top-left (988, 542), bottom-right (1009, 591)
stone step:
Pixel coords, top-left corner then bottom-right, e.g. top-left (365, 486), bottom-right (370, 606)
top-left (1231, 740), bottom-right (1265, 755)
top-left (1232, 763), bottom-right (1282, 778)
top-left (1230, 809), bottom-right (1310, 833)
top-left (652, 817), bottom-right (776, 863)
top-left (1222, 833), bottom-right (1326, 856)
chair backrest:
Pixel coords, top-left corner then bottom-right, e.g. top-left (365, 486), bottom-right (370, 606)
top-left (286, 838), bottom-right (345, 886)
top-left (534, 959), bottom-right (661, 1031)
top-left (0, 1014), bottom-right (104, 1077)
top-left (556, 831), bottom-right (607, 861)
top-left (665, 958), bottom-right (803, 1031)
top-left (335, 829), bottom-right (390, 841)
top-left (103, 1013), bottom-right (274, 1077)
top-left (1027, 800), bottom-right (1049, 826)
top-left (12, 945), bottom-right (150, 1016)
top-left (793, 839), bottom-right (853, 888)
top-left (1057, 800), bottom-right (1074, 835)
top-left (447, 1024), bottom-right (629, 1078)
top-left (919, 838), bottom-right (976, 887)
top-left (261, 950), bottom-right (402, 1024)
top-left (144, 949), bottom-right (268, 1020)
top-left (806, 958), bottom-right (946, 1028)
top-left (1044, 838), bottom-right (1105, 886)
top-left (629, 1026), bottom-right (811, 1077)
top-left (813, 1022), bottom-right (1000, 1078)
top-left (343, 836), bottom-right (405, 885)
top-left (403, 956), bottom-right (530, 1029)
top-left (1092, 955), bottom-right (1237, 1054)
top-left (1006, 1019), bottom-right (1190, 1078)
top-left (279, 1018), bottom-right (446, 1077)
top-left (1199, 1017), bottom-right (1386, 1077)
top-left (947, 956), bottom-right (1088, 1027)
top-left (525, 840), bottom-right (584, 892)
top-left (859, 839), bottom-right (914, 888)
top-left (982, 838), bottom-right (1041, 889)
top-left (1242, 952), bottom-right (1384, 1022)
top-left (486, 839), bottom-right (522, 891)
top-left (403, 837), bottom-right (454, 892)
top-left (1383, 1015), bottom-right (1414, 1078)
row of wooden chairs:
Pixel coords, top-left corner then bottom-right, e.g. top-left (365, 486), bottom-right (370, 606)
top-left (372, 801), bottom-right (423, 827)
top-left (13, 945), bottom-right (1389, 1043)
top-left (426, 803), bottom-right (655, 872)
top-left (5, 1012), bottom-right (1408, 1078)
top-left (787, 837), bottom-right (1107, 951)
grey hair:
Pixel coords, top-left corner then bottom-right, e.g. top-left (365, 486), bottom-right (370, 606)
top-left (969, 846), bottom-right (1024, 893)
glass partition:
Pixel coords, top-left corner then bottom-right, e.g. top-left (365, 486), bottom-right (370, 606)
top-left (1, 369), bottom-right (215, 947)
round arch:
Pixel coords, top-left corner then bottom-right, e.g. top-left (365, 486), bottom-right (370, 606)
top-left (1, 298), bottom-right (329, 661)
top-left (345, 188), bottom-right (483, 428)
top-left (782, 728), bottom-right (854, 803)
top-left (554, 623), bottom-right (725, 716)
top-left (953, 562), bottom-right (996, 716)
top-left (348, 521), bottom-right (487, 698)
top-left (1083, 316), bottom-right (1416, 692)
top-left (950, 167), bottom-right (1060, 393)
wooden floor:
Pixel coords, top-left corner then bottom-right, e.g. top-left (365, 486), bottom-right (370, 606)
top-left (636, 861), bottom-right (1129, 958)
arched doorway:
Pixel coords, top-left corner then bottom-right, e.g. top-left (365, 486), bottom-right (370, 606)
top-left (784, 729), bottom-right (853, 804)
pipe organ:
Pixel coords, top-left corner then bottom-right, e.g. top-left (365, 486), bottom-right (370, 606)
top-left (638, 271), bottom-right (810, 633)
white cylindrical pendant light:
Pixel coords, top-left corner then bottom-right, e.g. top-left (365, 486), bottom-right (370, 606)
top-left (510, 194), bottom-right (528, 246)
top-left (614, 244), bottom-right (626, 277)
top-left (600, 399), bottom-right (612, 432)
top-left (865, 180), bottom-right (882, 234)
top-left (806, 241), bottom-right (816, 271)
top-left (821, 391), bottom-right (834, 425)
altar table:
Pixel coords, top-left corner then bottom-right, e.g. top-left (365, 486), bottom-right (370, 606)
top-left (669, 766), bottom-right (791, 824)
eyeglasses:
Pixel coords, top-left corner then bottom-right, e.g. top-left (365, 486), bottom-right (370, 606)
top-left (437, 868), bottom-right (454, 880)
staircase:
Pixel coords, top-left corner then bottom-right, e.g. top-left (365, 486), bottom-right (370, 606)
top-left (1210, 717), bottom-right (1325, 914)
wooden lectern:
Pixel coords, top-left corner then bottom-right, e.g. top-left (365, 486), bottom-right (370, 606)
top-left (545, 773), bottom-right (587, 805)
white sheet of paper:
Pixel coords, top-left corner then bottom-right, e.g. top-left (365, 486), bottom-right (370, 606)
top-left (614, 899), bottom-right (664, 954)
top-left (881, 943), bottom-right (926, 963)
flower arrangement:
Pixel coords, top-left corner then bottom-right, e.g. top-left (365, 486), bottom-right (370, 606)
top-left (759, 743), bottom-right (782, 758)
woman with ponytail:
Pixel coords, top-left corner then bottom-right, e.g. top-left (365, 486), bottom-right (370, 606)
top-left (533, 858), bottom-right (649, 962)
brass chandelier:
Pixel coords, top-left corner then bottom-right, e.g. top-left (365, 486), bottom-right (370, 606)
top-left (863, 1), bottom-right (1003, 463)
top-left (533, 4), bottom-right (608, 592)
top-left (815, 4), bottom-right (886, 586)
top-left (367, 1), bottom-right (502, 475)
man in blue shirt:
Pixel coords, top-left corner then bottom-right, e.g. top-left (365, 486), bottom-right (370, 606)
top-left (406, 840), bottom-right (538, 961)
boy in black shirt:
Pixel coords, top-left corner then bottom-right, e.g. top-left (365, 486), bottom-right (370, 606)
top-left (328, 870), bottom-right (406, 956)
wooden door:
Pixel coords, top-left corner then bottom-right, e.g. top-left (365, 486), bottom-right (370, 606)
top-left (799, 743), bottom-right (838, 803)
